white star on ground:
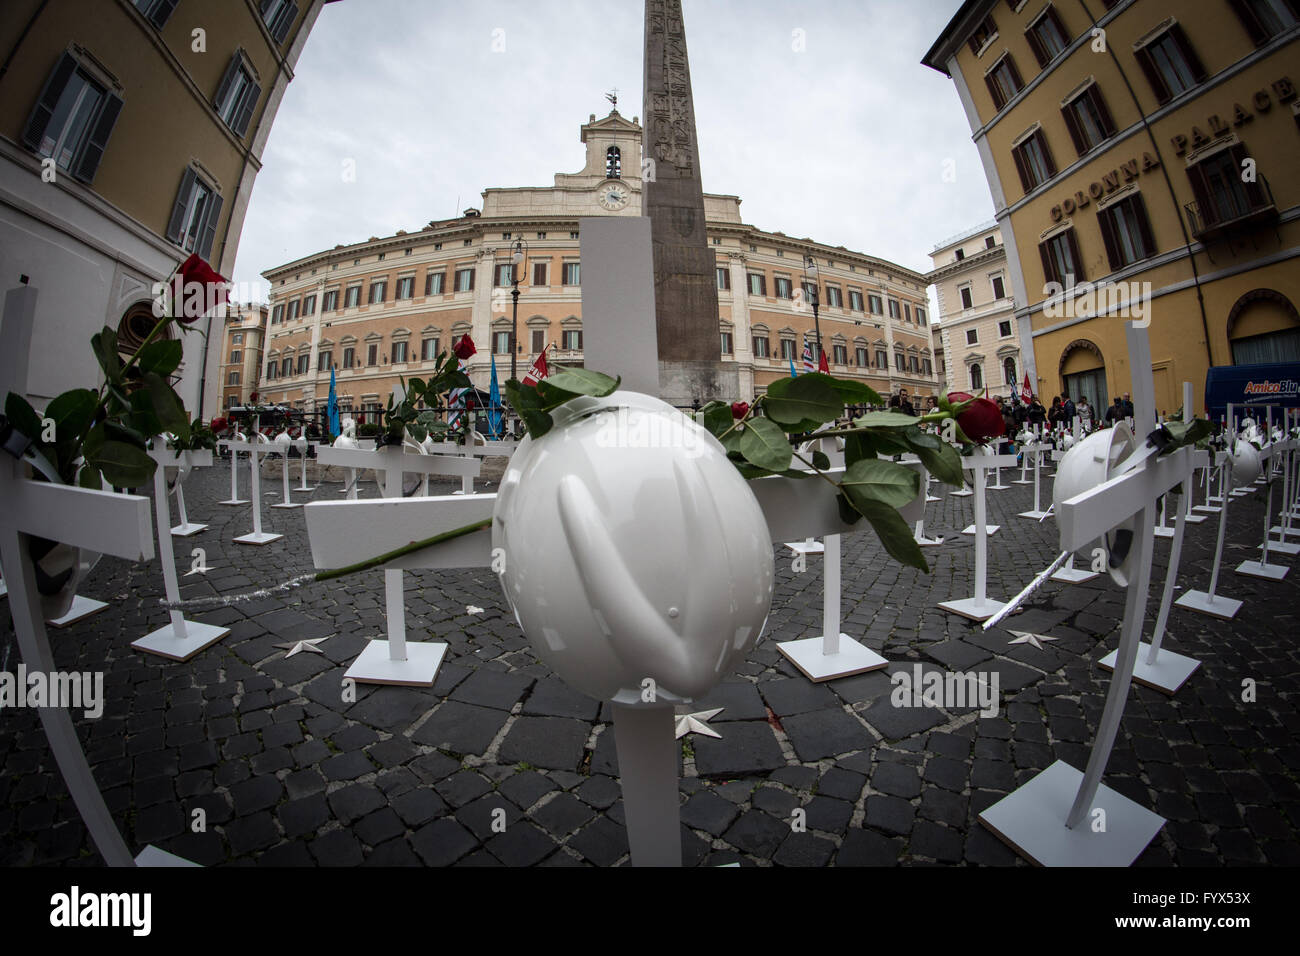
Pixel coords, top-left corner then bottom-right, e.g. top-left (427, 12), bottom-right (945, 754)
top-left (274, 637), bottom-right (328, 658)
top-left (1007, 631), bottom-right (1058, 650)
top-left (675, 707), bottom-right (724, 739)
top-left (182, 564), bottom-right (212, 577)
top-left (466, 605), bottom-right (484, 615)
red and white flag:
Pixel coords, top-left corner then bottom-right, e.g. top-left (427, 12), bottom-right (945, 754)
top-left (802, 340), bottom-right (815, 374)
top-left (818, 347), bottom-right (830, 374)
top-left (521, 347), bottom-right (550, 386)
top-left (1021, 374), bottom-right (1033, 404)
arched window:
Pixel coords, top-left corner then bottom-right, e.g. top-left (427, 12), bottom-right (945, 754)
top-left (970, 363), bottom-right (983, 390)
top-left (1003, 356), bottom-right (1016, 386)
top-left (606, 145), bottom-right (621, 179)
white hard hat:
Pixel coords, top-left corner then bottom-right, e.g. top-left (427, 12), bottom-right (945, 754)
top-left (493, 390), bottom-right (775, 704)
top-left (1230, 439), bottom-right (1261, 486)
top-left (1052, 421), bottom-right (1136, 586)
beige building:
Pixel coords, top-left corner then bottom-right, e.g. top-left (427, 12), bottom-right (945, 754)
top-left (216, 303), bottom-right (267, 411)
top-left (924, 0), bottom-right (1300, 417)
top-left (0, 0), bottom-right (331, 417)
top-left (257, 110), bottom-right (939, 419)
top-left (927, 221), bottom-right (1026, 400)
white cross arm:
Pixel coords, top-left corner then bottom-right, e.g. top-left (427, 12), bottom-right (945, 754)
top-left (7, 477), bottom-right (155, 562)
top-left (963, 452), bottom-right (1019, 470)
top-left (148, 449), bottom-right (214, 468)
top-left (422, 441), bottom-right (520, 458)
top-left (304, 494), bottom-right (495, 570)
top-left (315, 446), bottom-right (481, 478)
top-left (1056, 447), bottom-right (1191, 552)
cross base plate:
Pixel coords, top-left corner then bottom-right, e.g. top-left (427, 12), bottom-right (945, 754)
top-left (132, 620), bottom-right (230, 661)
top-left (344, 639), bottom-right (447, 686)
top-left (979, 760), bottom-right (1164, 867)
top-left (1018, 510), bottom-right (1050, 520)
top-left (1263, 539), bottom-right (1300, 555)
top-left (297, 484), bottom-right (317, 493)
top-left (1012, 479), bottom-right (1033, 485)
top-left (1235, 559), bottom-right (1288, 580)
top-left (785, 540), bottom-right (824, 554)
top-left (170, 522), bottom-right (207, 537)
top-left (1183, 513), bottom-right (1207, 523)
top-left (1175, 589), bottom-right (1242, 619)
top-left (1051, 566), bottom-right (1099, 583)
top-left (47, 595), bottom-right (109, 628)
top-left (217, 499), bottom-right (249, 506)
top-left (234, 531), bottom-right (282, 546)
top-left (271, 501), bottom-right (303, 510)
top-left (1097, 642), bottom-right (1201, 695)
top-left (1152, 525), bottom-right (1175, 538)
top-left (938, 596), bottom-right (1006, 621)
top-left (135, 845), bottom-right (201, 867)
top-left (949, 488), bottom-right (973, 497)
top-left (915, 534), bottom-right (944, 547)
top-left (962, 524), bottom-right (999, 536)
top-left (987, 483), bottom-right (1009, 490)
top-left (777, 634), bottom-right (888, 682)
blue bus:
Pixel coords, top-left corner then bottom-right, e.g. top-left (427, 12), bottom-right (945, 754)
top-left (1204, 362), bottom-right (1300, 420)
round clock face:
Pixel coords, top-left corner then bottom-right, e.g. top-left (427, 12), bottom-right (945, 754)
top-left (598, 185), bottom-right (629, 210)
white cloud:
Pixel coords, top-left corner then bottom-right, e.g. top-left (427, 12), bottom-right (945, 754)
top-left (233, 0), bottom-right (987, 317)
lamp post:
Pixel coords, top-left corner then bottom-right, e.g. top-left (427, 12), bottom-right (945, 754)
top-left (803, 255), bottom-right (823, 364)
top-left (510, 238), bottom-right (528, 382)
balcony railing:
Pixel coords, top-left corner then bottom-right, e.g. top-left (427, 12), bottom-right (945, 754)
top-left (1185, 175), bottom-right (1278, 242)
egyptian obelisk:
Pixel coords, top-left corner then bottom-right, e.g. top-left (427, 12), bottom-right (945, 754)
top-left (644, 0), bottom-right (738, 405)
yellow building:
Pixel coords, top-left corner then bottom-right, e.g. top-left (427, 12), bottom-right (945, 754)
top-left (256, 110), bottom-right (939, 420)
top-left (924, 0), bottom-right (1299, 417)
top-left (0, 0), bottom-right (332, 415)
top-left (216, 303), bottom-right (267, 411)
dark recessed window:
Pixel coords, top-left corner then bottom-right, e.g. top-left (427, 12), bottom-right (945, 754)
top-left (1099, 193), bottom-right (1157, 270)
top-left (1062, 84), bottom-right (1117, 155)
top-left (1039, 228), bottom-right (1085, 286)
top-left (1026, 5), bottom-right (1070, 67)
top-left (1135, 23), bottom-right (1207, 104)
top-left (985, 54), bottom-right (1024, 110)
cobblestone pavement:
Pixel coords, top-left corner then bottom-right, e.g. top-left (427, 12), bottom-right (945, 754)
top-left (2, 455), bottom-right (1298, 866)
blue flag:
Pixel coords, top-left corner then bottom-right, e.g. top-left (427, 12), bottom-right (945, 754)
top-left (487, 353), bottom-right (502, 439)
top-left (789, 352), bottom-right (798, 378)
top-left (327, 365), bottom-right (340, 438)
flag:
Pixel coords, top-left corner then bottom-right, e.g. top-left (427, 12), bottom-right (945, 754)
top-left (327, 365), bottom-right (340, 438)
top-left (447, 386), bottom-right (468, 429)
top-left (487, 353), bottom-right (502, 439)
top-left (818, 347), bottom-right (829, 374)
top-left (802, 340), bottom-right (815, 374)
top-left (788, 350), bottom-right (798, 377)
top-left (521, 346), bottom-right (550, 386)
top-left (1021, 374), bottom-right (1033, 404)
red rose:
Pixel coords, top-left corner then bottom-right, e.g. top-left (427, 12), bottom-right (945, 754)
top-left (176, 254), bottom-right (229, 321)
top-left (731, 401), bottom-right (749, 419)
top-left (947, 391), bottom-right (1005, 444)
top-left (453, 334), bottom-right (476, 360)
top-left (210, 417), bottom-right (228, 433)
top-left (465, 395), bottom-right (475, 411)
top-left (249, 392), bottom-right (259, 403)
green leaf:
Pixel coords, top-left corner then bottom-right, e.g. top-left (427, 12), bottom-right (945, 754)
top-left (505, 378), bottom-right (554, 439)
top-left (825, 376), bottom-right (883, 407)
top-left (126, 389), bottom-right (164, 440)
top-left (91, 327), bottom-right (122, 382)
top-left (87, 439), bottom-right (155, 488)
top-left (700, 401), bottom-right (732, 438)
top-left (914, 441), bottom-right (965, 488)
top-left (900, 426), bottom-right (942, 450)
top-left (543, 368), bottom-right (621, 398)
top-left (77, 464), bottom-right (103, 490)
top-left (840, 458), bottom-right (921, 510)
top-left (143, 372), bottom-right (189, 440)
top-left (763, 375), bottom-right (841, 432)
top-left (408, 377), bottom-right (426, 396)
top-left (135, 339), bottom-right (183, 377)
top-left (836, 492), bottom-right (864, 526)
top-left (44, 388), bottom-right (98, 445)
top-left (1162, 419), bottom-right (1212, 454)
top-left (852, 497), bottom-right (929, 572)
top-left (811, 449), bottom-right (831, 471)
top-left (4, 392), bottom-right (43, 444)
top-left (850, 410), bottom-right (921, 429)
top-left (737, 417), bottom-right (792, 472)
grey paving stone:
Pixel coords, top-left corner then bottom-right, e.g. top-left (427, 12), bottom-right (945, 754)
top-left (278, 794), bottom-right (330, 838)
top-left (486, 822), bottom-right (557, 866)
top-left (530, 793), bottom-right (594, 837)
top-left (781, 708), bottom-right (870, 761)
top-left (692, 681), bottom-right (768, 721)
top-left (692, 722), bottom-right (785, 777)
top-left (576, 775), bottom-right (622, 810)
top-left (816, 767), bottom-right (866, 802)
top-left (872, 761), bottom-right (922, 799)
top-left (863, 794), bottom-right (915, 837)
top-left (773, 832), bottom-right (836, 867)
top-left (449, 668), bottom-right (534, 711)
top-left (861, 696), bottom-right (947, 740)
top-left (499, 771), bottom-right (558, 809)
top-left (411, 701), bottom-right (509, 755)
top-left (723, 810), bottom-right (792, 858)
top-left (498, 716), bottom-right (589, 772)
top-left (310, 829), bottom-right (365, 866)
top-left (231, 775), bottom-right (283, 815)
top-left (680, 790), bottom-right (740, 836)
top-left (328, 784), bottom-right (386, 824)
top-left (411, 818), bottom-right (478, 866)
top-left (568, 816), bottom-right (628, 866)
top-left (520, 679), bottom-right (600, 721)
top-left (759, 678), bottom-right (839, 717)
top-left (355, 808), bottom-right (406, 846)
top-left (803, 796), bottom-right (853, 833)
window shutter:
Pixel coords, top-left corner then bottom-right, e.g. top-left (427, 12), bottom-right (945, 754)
top-left (1006, 57), bottom-right (1023, 93)
top-left (1093, 89), bottom-right (1116, 137)
top-left (1184, 159), bottom-right (1212, 216)
top-left (1061, 103), bottom-right (1086, 155)
top-left (1040, 132), bottom-right (1060, 178)
top-left (1066, 230), bottom-right (1085, 282)
top-left (1134, 48), bottom-right (1170, 104)
top-left (1039, 241), bottom-right (1057, 286)
top-left (198, 189), bottom-right (222, 260)
top-left (1172, 25), bottom-right (1207, 82)
top-left (232, 82), bottom-right (260, 138)
top-left (1230, 143), bottom-right (1267, 208)
top-left (985, 73), bottom-right (1006, 111)
top-left (72, 91), bottom-right (122, 183)
top-left (468, 268), bottom-right (475, 291)
top-left (149, 0), bottom-right (179, 28)
top-left (213, 56), bottom-right (238, 114)
top-left (1133, 196), bottom-right (1157, 258)
top-left (22, 53), bottom-right (77, 152)
top-left (1012, 143), bottom-right (1033, 192)
top-left (166, 167), bottom-right (198, 244)
top-left (272, 1), bottom-right (298, 44)
top-left (1025, 25), bottom-right (1048, 68)
top-left (1098, 210), bottom-right (1121, 272)
top-left (1227, 0), bottom-right (1268, 45)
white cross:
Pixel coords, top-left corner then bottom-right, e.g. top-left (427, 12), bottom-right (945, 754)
top-left (938, 446), bottom-right (1016, 621)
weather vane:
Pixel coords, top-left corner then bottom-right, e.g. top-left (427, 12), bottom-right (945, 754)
top-left (606, 88), bottom-right (618, 110)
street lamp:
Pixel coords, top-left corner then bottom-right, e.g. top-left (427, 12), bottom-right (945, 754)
top-left (510, 238), bottom-right (528, 382)
top-left (803, 255), bottom-right (823, 364)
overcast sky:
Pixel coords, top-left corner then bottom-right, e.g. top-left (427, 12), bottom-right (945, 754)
top-left (231, 0), bottom-right (991, 314)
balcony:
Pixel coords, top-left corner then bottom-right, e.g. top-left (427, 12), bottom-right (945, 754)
top-left (1185, 175), bottom-right (1278, 243)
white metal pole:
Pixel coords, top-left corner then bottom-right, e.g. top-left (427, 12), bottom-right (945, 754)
top-left (153, 460), bottom-right (188, 640)
top-left (973, 463), bottom-right (988, 607)
top-left (823, 533), bottom-right (841, 657)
